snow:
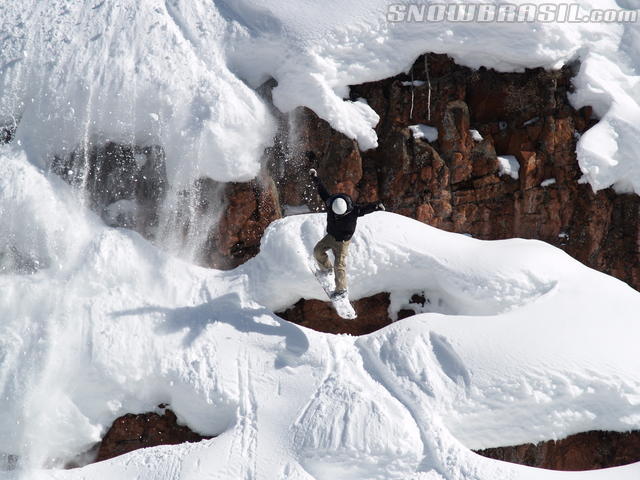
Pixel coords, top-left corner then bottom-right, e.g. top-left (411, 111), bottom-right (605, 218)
top-left (497, 155), bottom-right (520, 180)
top-left (103, 199), bottom-right (138, 228)
top-left (409, 124), bottom-right (439, 143)
top-left (2, 0), bottom-right (640, 478)
top-left (2, 0), bottom-right (640, 193)
top-left (541, 178), bottom-right (557, 187)
top-left (1, 143), bottom-right (640, 479)
top-left (469, 129), bottom-right (484, 142)
top-left (402, 80), bottom-right (427, 87)
top-left (283, 205), bottom-right (311, 216)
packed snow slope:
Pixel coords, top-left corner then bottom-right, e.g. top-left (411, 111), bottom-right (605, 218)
top-left (2, 0), bottom-right (640, 192)
top-left (1, 145), bottom-right (640, 479)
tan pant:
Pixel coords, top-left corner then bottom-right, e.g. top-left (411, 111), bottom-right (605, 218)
top-left (313, 234), bottom-right (350, 292)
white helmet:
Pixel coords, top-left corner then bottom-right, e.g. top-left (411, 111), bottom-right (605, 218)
top-left (331, 197), bottom-right (348, 215)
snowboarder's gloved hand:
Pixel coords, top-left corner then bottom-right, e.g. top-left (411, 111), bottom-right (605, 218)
top-left (377, 203), bottom-right (385, 211)
top-left (309, 168), bottom-right (318, 178)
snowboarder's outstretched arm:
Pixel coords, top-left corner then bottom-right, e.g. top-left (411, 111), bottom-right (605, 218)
top-left (356, 202), bottom-right (385, 217)
top-left (309, 169), bottom-right (330, 202)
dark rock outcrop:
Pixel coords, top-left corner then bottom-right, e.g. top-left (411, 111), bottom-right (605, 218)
top-left (208, 175), bottom-right (281, 269)
top-left (52, 142), bottom-right (167, 238)
top-left (94, 408), bottom-right (210, 463)
top-left (278, 292), bottom-right (391, 335)
top-left (49, 141), bottom-right (281, 269)
top-left (1, 124), bottom-right (14, 144)
top-left (397, 293), bottom-right (429, 320)
top-left (475, 430), bottom-right (640, 471)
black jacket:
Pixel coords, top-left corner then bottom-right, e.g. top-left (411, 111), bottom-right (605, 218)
top-left (313, 176), bottom-right (379, 241)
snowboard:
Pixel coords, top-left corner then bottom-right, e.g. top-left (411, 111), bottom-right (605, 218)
top-left (311, 264), bottom-right (357, 320)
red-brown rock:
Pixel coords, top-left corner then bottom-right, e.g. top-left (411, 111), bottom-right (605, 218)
top-left (475, 430), bottom-right (640, 471)
top-left (278, 293), bottom-right (391, 336)
top-left (94, 408), bottom-right (211, 463)
top-left (209, 174), bottom-right (281, 269)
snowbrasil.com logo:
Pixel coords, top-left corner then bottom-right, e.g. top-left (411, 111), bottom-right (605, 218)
top-left (387, 3), bottom-right (639, 23)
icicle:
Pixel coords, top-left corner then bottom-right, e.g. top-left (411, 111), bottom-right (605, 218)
top-left (425, 55), bottom-right (432, 121)
top-left (409, 66), bottom-right (415, 120)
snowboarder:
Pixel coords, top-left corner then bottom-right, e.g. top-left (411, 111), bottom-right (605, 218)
top-left (309, 168), bottom-right (385, 299)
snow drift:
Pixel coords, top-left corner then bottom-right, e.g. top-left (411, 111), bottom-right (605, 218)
top-left (1, 143), bottom-right (639, 479)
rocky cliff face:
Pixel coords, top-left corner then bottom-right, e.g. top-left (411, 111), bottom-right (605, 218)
top-left (48, 53), bottom-right (640, 289)
top-left (52, 142), bottom-right (167, 239)
top-left (475, 430), bottom-right (640, 471)
top-left (224, 53), bottom-right (640, 291)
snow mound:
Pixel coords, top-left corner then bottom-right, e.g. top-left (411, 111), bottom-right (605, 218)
top-left (2, 1), bottom-right (640, 193)
top-left (248, 213), bottom-right (559, 317)
top-left (409, 124), bottom-right (439, 143)
top-left (1, 147), bottom-right (639, 479)
top-left (497, 155), bottom-right (520, 180)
